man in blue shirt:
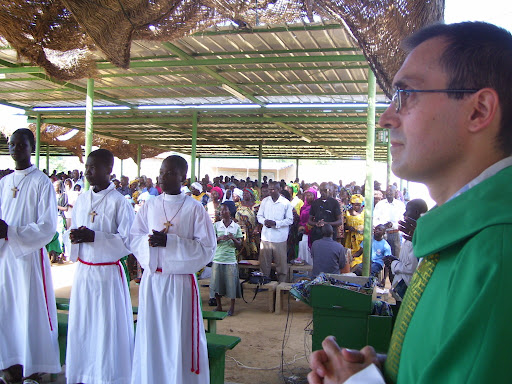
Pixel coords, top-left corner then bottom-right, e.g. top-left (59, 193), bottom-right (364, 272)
top-left (311, 224), bottom-right (348, 278)
top-left (351, 224), bottom-right (391, 276)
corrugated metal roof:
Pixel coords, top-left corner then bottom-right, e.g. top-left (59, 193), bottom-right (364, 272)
top-left (0, 21), bottom-right (390, 160)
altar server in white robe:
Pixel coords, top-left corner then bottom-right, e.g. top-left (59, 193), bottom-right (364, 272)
top-left (64, 149), bottom-right (135, 384)
top-left (0, 129), bottom-right (60, 384)
top-left (130, 155), bottom-right (216, 384)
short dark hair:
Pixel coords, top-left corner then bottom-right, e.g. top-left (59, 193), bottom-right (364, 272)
top-left (11, 128), bottom-right (35, 150)
top-left (88, 148), bottom-right (114, 168)
top-left (403, 22), bottom-right (512, 153)
top-left (322, 224), bottom-right (333, 237)
top-left (164, 155), bottom-right (188, 174)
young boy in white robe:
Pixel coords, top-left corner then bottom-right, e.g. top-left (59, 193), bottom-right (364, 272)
top-left (64, 149), bottom-right (135, 384)
top-left (0, 129), bottom-right (61, 384)
top-left (130, 155), bottom-right (216, 384)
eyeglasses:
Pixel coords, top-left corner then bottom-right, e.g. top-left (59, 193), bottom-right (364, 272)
top-left (391, 88), bottom-right (479, 113)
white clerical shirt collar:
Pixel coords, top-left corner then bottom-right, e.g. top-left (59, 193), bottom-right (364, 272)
top-left (447, 156), bottom-right (512, 202)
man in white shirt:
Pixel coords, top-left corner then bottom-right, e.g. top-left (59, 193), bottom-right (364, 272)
top-left (257, 181), bottom-right (293, 282)
top-left (373, 186), bottom-right (406, 257)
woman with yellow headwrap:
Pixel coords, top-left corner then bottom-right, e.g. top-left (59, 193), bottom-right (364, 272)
top-left (345, 194), bottom-right (365, 267)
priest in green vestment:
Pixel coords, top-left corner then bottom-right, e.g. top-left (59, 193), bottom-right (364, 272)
top-left (307, 21), bottom-right (512, 384)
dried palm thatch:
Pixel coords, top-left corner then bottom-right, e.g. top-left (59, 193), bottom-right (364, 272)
top-left (0, 0), bottom-right (444, 97)
top-left (25, 123), bottom-right (166, 162)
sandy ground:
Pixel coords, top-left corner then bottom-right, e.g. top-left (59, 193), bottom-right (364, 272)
top-left (50, 262), bottom-right (315, 384)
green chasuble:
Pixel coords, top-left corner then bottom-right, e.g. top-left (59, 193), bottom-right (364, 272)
top-left (386, 165), bottom-right (512, 383)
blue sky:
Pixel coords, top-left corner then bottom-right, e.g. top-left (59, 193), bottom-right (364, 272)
top-left (445, 0), bottom-right (511, 31)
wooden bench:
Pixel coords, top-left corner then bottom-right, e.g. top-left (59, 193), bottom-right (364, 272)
top-left (206, 333), bottom-right (241, 384)
top-left (275, 282), bottom-right (294, 315)
top-left (241, 280), bottom-right (279, 312)
top-left (59, 298), bottom-right (228, 335)
top-left (288, 264), bottom-right (312, 282)
top-left (56, 298), bottom-right (240, 384)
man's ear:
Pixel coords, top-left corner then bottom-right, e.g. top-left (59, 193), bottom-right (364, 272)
top-left (467, 88), bottom-right (500, 133)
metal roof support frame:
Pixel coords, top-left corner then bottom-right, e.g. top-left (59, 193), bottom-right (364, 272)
top-left (197, 156), bottom-right (201, 182)
top-left (258, 144), bottom-right (263, 188)
top-left (46, 144), bottom-right (50, 173)
top-left (137, 144), bottom-right (142, 177)
top-left (190, 111), bottom-right (198, 183)
top-left (84, 78), bottom-right (94, 190)
top-left (35, 114), bottom-right (41, 169)
top-left (362, 70), bottom-right (377, 277)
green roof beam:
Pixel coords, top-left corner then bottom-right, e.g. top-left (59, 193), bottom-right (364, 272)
top-left (28, 116), bottom-right (370, 124)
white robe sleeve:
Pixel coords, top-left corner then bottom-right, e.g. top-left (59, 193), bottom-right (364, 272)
top-left (84, 198), bottom-right (134, 263)
top-left (65, 193), bottom-right (134, 263)
top-left (6, 180), bottom-right (57, 258)
top-left (130, 202), bottom-right (154, 271)
top-left (63, 197), bottom-right (79, 262)
top-left (161, 204), bottom-right (216, 274)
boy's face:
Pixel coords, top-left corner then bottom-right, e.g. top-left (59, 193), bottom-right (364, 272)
top-left (374, 225), bottom-right (385, 239)
top-left (159, 160), bottom-right (186, 194)
top-left (8, 132), bottom-right (33, 164)
top-left (85, 155), bottom-right (111, 186)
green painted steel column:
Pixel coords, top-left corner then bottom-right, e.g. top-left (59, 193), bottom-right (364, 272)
top-left (295, 158), bottom-right (299, 180)
top-left (197, 156), bottom-right (201, 181)
top-left (46, 144), bottom-right (50, 173)
top-left (137, 144), bottom-right (142, 177)
top-left (362, 70), bottom-right (376, 277)
top-left (258, 144), bottom-right (263, 187)
top-left (35, 114), bottom-right (41, 169)
top-left (84, 78), bottom-right (94, 190)
top-left (386, 133), bottom-right (392, 188)
top-left (190, 111), bottom-right (198, 183)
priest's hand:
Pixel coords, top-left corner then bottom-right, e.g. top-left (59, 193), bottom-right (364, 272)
top-left (0, 219), bottom-right (8, 239)
top-left (149, 229), bottom-right (167, 247)
top-left (70, 226), bottom-right (95, 243)
top-left (307, 336), bottom-right (385, 384)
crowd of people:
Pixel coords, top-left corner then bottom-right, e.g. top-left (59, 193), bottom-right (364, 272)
top-left (0, 128), bottom-right (416, 384)
top-left (2, 19), bottom-right (511, 384)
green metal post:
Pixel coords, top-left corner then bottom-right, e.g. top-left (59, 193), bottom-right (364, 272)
top-left (386, 133), bottom-right (392, 188)
top-left (137, 144), bottom-right (142, 177)
top-left (258, 144), bottom-right (263, 187)
top-left (197, 156), bottom-right (201, 181)
top-left (35, 114), bottom-right (41, 169)
top-left (84, 78), bottom-right (94, 190)
top-left (190, 111), bottom-right (198, 183)
top-left (295, 158), bottom-right (299, 181)
top-left (46, 144), bottom-right (50, 173)
top-left (362, 70), bottom-right (376, 277)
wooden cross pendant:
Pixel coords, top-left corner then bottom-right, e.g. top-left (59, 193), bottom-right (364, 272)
top-left (90, 210), bottom-right (98, 223)
top-left (11, 186), bottom-right (19, 198)
top-left (163, 221), bottom-right (172, 234)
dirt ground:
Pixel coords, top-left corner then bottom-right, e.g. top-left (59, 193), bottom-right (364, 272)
top-left (52, 262), bottom-right (314, 384)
